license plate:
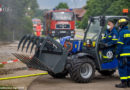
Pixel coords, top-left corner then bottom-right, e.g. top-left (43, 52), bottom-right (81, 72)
top-left (60, 31), bottom-right (66, 33)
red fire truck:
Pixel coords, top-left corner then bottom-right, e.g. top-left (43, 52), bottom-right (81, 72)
top-left (43, 9), bottom-right (75, 38)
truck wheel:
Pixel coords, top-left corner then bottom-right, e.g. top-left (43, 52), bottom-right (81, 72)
top-left (48, 71), bottom-right (68, 78)
top-left (98, 70), bottom-right (116, 76)
top-left (69, 58), bottom-right (95, 83)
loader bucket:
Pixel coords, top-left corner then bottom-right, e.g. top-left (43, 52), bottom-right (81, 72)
top-left (13, 35), bottom-right (68, 73)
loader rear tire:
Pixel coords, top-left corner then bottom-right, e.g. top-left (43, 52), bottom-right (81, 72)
top-left (98, 70), bottom-right (116, 76)
top-left (48, 71), bottom-right (68, 78)
top-left (69, 58), bottom-right (95, 83)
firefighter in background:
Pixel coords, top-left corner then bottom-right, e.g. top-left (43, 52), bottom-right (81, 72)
top-left (102, 20), bottom-right (118, 62)
top-left (35, 23), bottom-right (42, 37)
top-left (115, 18), bottom-right (130, 88)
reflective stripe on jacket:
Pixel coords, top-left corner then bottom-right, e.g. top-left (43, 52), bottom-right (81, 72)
top-left (102, 27), bottom-right (118, 46)
top-left (116, 26), bottom-right (130, 57)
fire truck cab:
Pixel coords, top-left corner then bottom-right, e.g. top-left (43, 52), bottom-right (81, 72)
top-left (43, 9), bottom-right (75, 38)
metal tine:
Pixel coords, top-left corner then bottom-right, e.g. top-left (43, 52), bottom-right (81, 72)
top-left (13, 53), bottom-right (35, 68)
top-left (18, 35), bottom-right (27, 50)
top-left (20, 54), bottom-right (31, 63)
top-left (30, 36), bottom-right (40, 53)
top-left (32, 57), bottom-right (44, 69)
top-left (39, 36), bottom-right (48, 53)
top-left (26, 55), bottom-right (40, 68)
top-left (20, 54), bottom-right (31, 64)
top-left (26, 35), bottom-right (35, 52)
top-left (27, 57), bottom-right (35, 66)
top-left (12, 53), bottom-right (19, 60)
top-left (20, 54), bottom-right (36, 68)
top-left (37, 37), bottom-right (44, 48)
top-left (21, 35), bottom-right (31, 51)
top-left (30, 57), bottom-right (41, 69)
top-left (23, 54), bottom-right (34, 64)
top-left (14, 54), bottom-right (26, 62)
top-left (15, 53), bottom-right (33, 63)
top-left (30, 57), bottom-right (40, 69)
top-left (13, 53), bottom-right (22, 60)
top-left (24, 56), bottom-right (39, 69)
top-left (13, 53), bottom-right (25, 63)
top-left (13, 53), bottom-right (29, 64)
top-left (13, 53), bottom-right (50, 70)
top-left (33, 56), bottom-right (51, 70)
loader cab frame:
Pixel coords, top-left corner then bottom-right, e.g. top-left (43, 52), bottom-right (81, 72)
top-left (83, 16), bottom-right (129, 71)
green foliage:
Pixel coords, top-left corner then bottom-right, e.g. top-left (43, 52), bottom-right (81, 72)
top-left (76, 21), bottom-right (81, 29)
top-left (14, 17), bottom-right (33, 40)
top-left (0, 0), bottom-right (38, 41)
top-left (56, 2), bottom-right (69, 9)
top-left (0, 86), bottom-right (18, 90)
top-left (81, 0), bottom-right (130, 29)
top-left (27, 0), bottom-right (39, 17)
top-left (33, 9), bottom-right (46, 22)
top-left (106, 0), bottom-right (130, 16)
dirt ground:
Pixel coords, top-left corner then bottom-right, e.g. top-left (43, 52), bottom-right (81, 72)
top-left (27, 72), bottom-right (127, 90)
top-left (0, 41), bottom-right (45, 90)
top-left (0, 30), bottom-right (129, 90)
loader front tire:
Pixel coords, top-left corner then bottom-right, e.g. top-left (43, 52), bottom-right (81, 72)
top-left (69, 58), bottom-right (95, 83)
top-left (48, 71), bottom-right (68, 78)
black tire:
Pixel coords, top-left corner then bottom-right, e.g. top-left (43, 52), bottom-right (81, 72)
top-left (48, 71), bottom-right (68, 78)
top-left (69, 58), bottom-right (95, 83)
top-left (98, 70), bottom-right (116, 76)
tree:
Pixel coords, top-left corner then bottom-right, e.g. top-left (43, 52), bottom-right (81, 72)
top-left (80, 0), bottom-right (116, 29)
top-left (0, 0), bottom-right (38, 41)
top-left (33, 9), bottom-right (46, 22)
top-left (55, 2), bottom-right (69, 9)
top-left (106, 0), bottom-right (130, 16)
top-left (80, 0), bottom-right (130, 29)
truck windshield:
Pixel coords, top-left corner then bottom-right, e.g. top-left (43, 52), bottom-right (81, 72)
top-left (52, 12), bottom-right (74, 21)
top-left (32, 20), bottom-right (41, 24)
top-left (85, 19), bottom-right (102, 40)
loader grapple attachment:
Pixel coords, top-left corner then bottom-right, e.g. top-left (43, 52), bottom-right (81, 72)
top-left (14, 35), bottom-right (68, 73)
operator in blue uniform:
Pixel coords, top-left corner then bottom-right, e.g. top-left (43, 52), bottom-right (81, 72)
top-left (115, 18), bottom-right (130, 88)
top-left (102, 20), bottom-right (118, 62)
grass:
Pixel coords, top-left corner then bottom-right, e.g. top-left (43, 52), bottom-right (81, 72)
top-left (0, 64), bottom-right (6, 75)
top-left (0, 86), bottom-right (18, 90)
top-left (0, 64), bottom-right (4, 68)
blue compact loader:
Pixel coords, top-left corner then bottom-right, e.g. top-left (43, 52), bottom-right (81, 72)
top-left (13, 16), bottom-right (129, 83)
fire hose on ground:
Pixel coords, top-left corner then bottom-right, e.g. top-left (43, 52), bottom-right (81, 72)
top-left (0, 59), bottom-right (48, 80)
top-left (0, 72), bottom-right (48, 80)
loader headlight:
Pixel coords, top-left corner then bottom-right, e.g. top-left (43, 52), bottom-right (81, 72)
top-left (84, 39), bottom-right (92, 47)
top-left (83, 42), bottom-right (87, 46)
